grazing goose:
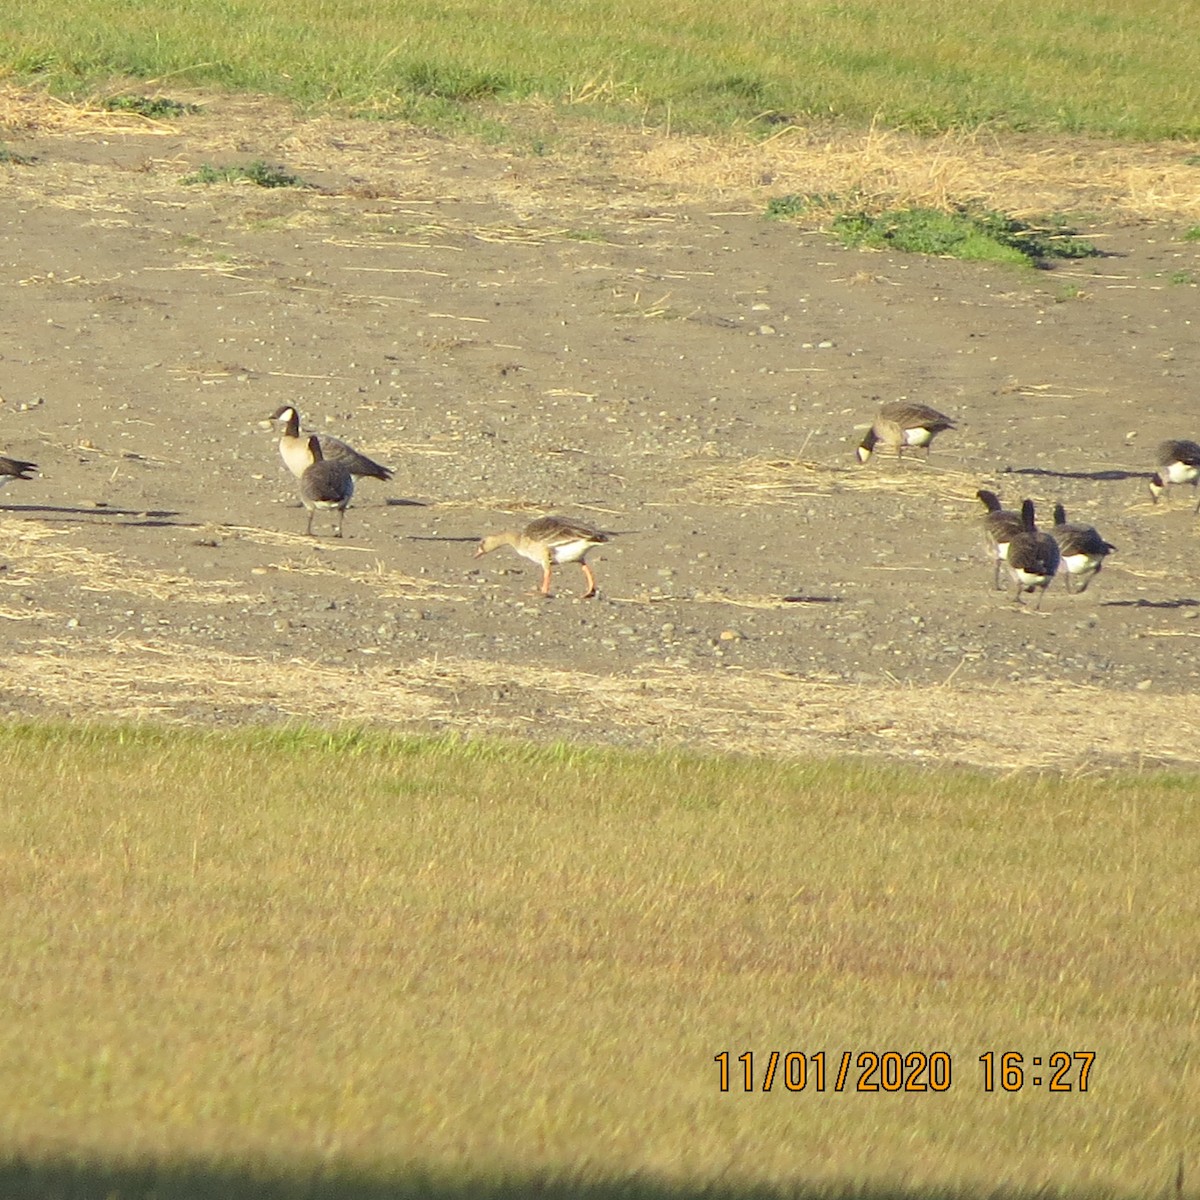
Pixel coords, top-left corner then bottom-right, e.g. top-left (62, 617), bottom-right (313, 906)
top-left (977, 489), bottom-right (1023, 591)
top-left (1051, 503), bottom-right (1116, 594)
top-left (0, 456), bottom-right (37, 490)
top-left (856, 402), bottom-right (956, 463)
top-left (269, 405), bottom-right (392, 482)
top-left (299, 436), bottom-right (354, 538)
top-left (1148, 439), bottom-right (1200, 511)
top-left (475, 516), bottom-right (611, 598)
top-left (1005, 499), bottom-right (1060, 609)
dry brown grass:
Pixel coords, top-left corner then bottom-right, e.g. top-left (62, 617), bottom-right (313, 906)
top-left (624, 122), bottom-right (1200, 223)
top-left (5, 84), bottom-right (1200, 224)
top-left (678, 454), bottom-right (984, 507)
top-left (0, 81), bottom-right (177, 136)
top-left (0, 520), bottom-right (265, 605)
top-left (4, 634), bottom-right (1197, 772)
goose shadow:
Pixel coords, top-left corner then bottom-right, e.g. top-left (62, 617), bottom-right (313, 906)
top-left (1100, 598), bottom-right (1200, 610)
top-left (1001, 467), bottom-right (1149, 482)
top-left (1, 504), bottom-right (182, 517)
top-left (0, 504), bottom-right (192, 528)
top-left (407, 534), bottom-right (483, 544)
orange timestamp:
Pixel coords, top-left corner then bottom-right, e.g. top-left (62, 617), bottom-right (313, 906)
top-left (978, 1051), bottom-right (1095, 1092)
top-left (715, 1050), bottom-right (1097, 1093)
top-left (714, 1050), bottom-right (953, 1093)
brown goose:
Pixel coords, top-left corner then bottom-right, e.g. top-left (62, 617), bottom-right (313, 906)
top-left (0, 456), bottom-right (37, 490)
top-left (976, 489), bottom-right (1023, 591)
top-left (1005, 499), bottom-right (1060, 609)
top-left (1051, 504), bottom-right (1115, 594)
top-left (475, 516), bottom-right (611, 598)
top-left (1148, 439), bottom-right (1200, 511)
top-left (857, 402), bottom-right (956, 463)
top-left (299, 436), bottom-right (354, 538)
top-left (269, 405), bottom-right (392, 482)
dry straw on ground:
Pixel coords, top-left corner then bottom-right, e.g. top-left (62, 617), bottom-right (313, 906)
top-left (3, 636), bottom-right (1196, 772)
top-left (680, 455), bottom-right (984, 506)
top-left (624, 122), bottom-right (1200, 223)
top-left (4, 84), bottom-right (1200, 223)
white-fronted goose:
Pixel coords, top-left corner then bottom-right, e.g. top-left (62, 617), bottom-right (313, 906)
top-left (1148, 439), bottom-right (1200, 511)
top-left (1005, 499), bottom-right (1060, 609)
top-left (269, 405), bottom-right (392, 482)
top-left (475, 516), bottom-right (611, 598)
top-left (299, 436), bottom-right (354, 538)
top-left (857, 402), bottom-right (956, 463)
top-left (977, 489), bottom-right (1023, 591)
top-left (1051, 504), bottom-right (1115, 594)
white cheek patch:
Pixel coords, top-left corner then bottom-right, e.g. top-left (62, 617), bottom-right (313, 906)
top-left (281, 439), bottom-right (314, 476)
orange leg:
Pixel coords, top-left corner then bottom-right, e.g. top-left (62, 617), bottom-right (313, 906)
top-left (580, 562), bottom-right (598, 599)
top-left (539, 563), bottom-right (554, 596)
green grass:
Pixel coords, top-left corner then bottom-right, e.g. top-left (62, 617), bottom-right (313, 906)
top-left (3, 0), bottom-right (1200, 137)
top-left (0, 722), bottom-right (1195, 1198)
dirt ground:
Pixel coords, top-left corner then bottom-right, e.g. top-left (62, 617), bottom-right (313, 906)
top-left (1, 88), bottom-right (1199, 770)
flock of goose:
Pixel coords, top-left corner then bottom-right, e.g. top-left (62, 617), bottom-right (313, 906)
top-left (856, 400), bottom-right (1200, 609)
top-left (268, 396), bottom-right (1198, 608)
top-left (0, 399), bottom-right (1192, 608)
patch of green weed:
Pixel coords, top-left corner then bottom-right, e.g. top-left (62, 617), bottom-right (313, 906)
top-left (765, 192), bottom-right (845, 219)
top-left (102, 94), bottom-right (200, 117)
top-left (0, 147), bottom-right (37, 165)
top-left (400, 60), bottom-right (513, 101)
top-left (825, 206), bottom-right (1099, 266)
top-left (182, 160), bottom-right (307, 188)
